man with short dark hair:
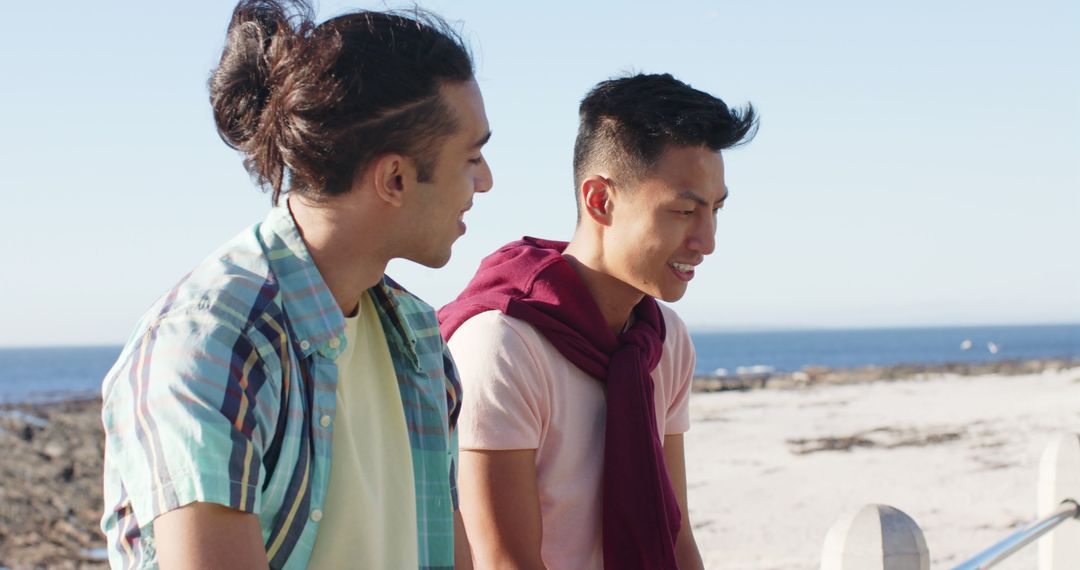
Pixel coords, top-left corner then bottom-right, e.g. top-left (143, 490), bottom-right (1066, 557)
top-left (100, 2), bottom-right (491, 568)
top-left (440, 73), bottom-right (756, 570)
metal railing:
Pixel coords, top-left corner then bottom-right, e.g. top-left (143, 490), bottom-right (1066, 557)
top-left (950, 500), bottom-right (1079, 570)
top-left (821, 433), bottom-right (1080, 570)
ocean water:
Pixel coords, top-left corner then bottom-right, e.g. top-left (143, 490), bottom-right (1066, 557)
top-left (691, 323), bottom-right (1080, 375)
top-left (0, 346), bottom-right (121, 404)
top-left (1, 324), bottom-right (1078, 403)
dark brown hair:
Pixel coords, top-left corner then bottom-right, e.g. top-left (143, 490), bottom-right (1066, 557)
top-left (209, 0), bottom-right (474, 203)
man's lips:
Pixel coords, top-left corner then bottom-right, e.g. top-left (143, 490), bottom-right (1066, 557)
top-left (668, 260), bottom-right (700, 282)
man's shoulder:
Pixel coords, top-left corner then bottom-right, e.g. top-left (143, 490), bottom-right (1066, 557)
top-left (655, 302), bottom-right (695, 386)
top-left (378, 275), bottom-right (443, 341)
top-left (111, 225), bottom-right (293, 385)
top-left (452, 310), bottom-right (544, 347)
top-left (155, 227), bottom-right (281, 331)
top-left (657, 302), bottom-right (691, 341)
top-left (451, 305), bottom-right (689, 357)
top-left (381, 275), bottom-right (434, 314)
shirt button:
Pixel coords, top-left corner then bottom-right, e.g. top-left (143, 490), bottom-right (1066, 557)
top-left (320, 415), bottom-right (331, 428)
top-left (328, 337), bottom-right (341, 349)
top-left (310, 509), bottom-right (323, 522)
top-left (299, 340), bottom-right (311, 351)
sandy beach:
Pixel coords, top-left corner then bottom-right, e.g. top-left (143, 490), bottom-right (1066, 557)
top-left (1, 364), bottom-right (1078, 569)
top-left (686, 366), bottom-right (1080, 569)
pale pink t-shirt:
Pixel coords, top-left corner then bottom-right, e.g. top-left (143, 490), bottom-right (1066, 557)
top-left (449, 304), bottom-right (694, 570)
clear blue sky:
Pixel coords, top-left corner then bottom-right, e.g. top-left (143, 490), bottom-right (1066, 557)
top-left (2, 0), bottom-right (1077, 347)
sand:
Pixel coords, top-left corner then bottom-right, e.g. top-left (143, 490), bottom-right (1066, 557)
top-left (685, 367), bottom-right (1080, 569)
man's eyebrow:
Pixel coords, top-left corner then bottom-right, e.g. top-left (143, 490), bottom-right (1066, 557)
top-left (678, 188), bottom-right (729, 206)
top-left (471, 130), bottom-right (492, 149)
top-left (678, 190), bottom-right (708, 206)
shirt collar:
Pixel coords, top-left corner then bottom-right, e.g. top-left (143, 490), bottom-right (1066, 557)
top-left (257, 202), bottom-right (422, 367)
top-left (258, 203), bottom-right (346, 360)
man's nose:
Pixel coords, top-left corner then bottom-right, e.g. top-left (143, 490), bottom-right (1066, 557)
top-left (476, 160), bottom-right (493, 193)
top-left (687, 215), bottom-right (716, 255)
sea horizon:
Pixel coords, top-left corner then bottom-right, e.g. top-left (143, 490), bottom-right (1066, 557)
top-left (2, 322), bottom-right (1078, 405)
top-left (689, 322), bottom-right (1079, 375)
top-left (684, 320), bottom-right (1080, 334)
top-left (2, 320), bottom-right (1078, 351)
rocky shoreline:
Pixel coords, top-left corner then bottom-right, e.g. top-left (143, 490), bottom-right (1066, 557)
top-left (692, 357), bottom-right (1080, 392)
top-left (1, 357), bottom-right (1077, 568)
top-left (0, 398), bottom-right (106, 569)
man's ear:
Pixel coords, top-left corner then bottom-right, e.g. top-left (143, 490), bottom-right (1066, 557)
top-left (580, 176), bottom-right (614, 226)
top-left (369, 153), bottom-right (412, 208)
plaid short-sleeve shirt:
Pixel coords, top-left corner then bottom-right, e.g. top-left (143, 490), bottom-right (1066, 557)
top-left (101, 205), bottom-right (462, 569)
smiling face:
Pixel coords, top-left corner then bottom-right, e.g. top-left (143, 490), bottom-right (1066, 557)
top-left (602, 144), bottom-right (727, 302)
top-left (405, 79), bottom-right (493, 267)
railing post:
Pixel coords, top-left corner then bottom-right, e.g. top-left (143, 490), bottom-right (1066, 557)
top-left (821, 504), bottom-right (929, 570)
top-left (1038, 434), bottom-right (1080, 569)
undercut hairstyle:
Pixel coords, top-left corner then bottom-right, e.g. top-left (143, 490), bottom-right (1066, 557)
top-left (209, 0), bottom-right (474, 203)
top-left (572, 73), bottom-right (758, 218)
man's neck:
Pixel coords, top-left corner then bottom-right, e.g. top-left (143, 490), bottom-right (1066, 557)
top-left (563, 238), bottom-right (645, 337)
top-left (288, 195), bottom-right (389, 317)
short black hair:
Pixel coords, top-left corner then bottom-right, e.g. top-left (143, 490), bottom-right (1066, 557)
top-left (572, 73), bottom-right (757, 216)
top-left (210, 0), bottom-right (474, 203)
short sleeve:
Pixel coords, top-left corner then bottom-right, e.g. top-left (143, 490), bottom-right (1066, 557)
top-left (101, 315), bottom-right (277, 529)
top-left (447, 311), bottom-right (547, 451)
top-left (662, 309), bottom-right (694, 435)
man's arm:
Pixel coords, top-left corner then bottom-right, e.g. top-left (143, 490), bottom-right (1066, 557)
top-left (665, 433), bottom-right (704, 570)
top-left (454, 509), bottom-right (474, 570)
top-left (458, 449), bottom-right (547, 570)
top-left (153, 502), bottom-right (269, 569)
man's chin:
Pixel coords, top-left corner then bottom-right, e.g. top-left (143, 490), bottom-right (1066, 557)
top-left (656, 285), bottom-right (688, 303)
top-left (426, 256), bottom-right (451, 269)
top-left (409, 247), bottom-right (453, 269)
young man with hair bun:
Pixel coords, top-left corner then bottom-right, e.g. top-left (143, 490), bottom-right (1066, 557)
top-left (100, 1), bottom-right (492, 568)
top-left (441, 73), bottom-right (756, 570)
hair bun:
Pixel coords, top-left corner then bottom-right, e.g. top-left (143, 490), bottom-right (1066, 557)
top-left (209, 1), bottom-right (297, 150)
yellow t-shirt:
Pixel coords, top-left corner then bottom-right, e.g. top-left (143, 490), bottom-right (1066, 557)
top-left (308, 291), bottom-right (418, 569)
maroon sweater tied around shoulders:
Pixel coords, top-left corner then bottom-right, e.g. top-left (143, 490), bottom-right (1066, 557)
top-left (438, 237), bottom-right (681, 569)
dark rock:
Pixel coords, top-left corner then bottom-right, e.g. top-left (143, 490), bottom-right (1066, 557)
top-left (59, 464), bottom-right (76, 483)
top-left (0, 398), bottom-right (107, 569)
